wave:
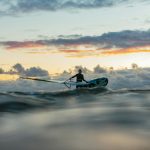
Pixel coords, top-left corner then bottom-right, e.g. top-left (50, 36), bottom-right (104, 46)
top-left (6, 86), bottom-right (108, 97)
top-left (0, 88), bottom-right (150, 113)
top-left (107, 88), bottom-right (150, 95)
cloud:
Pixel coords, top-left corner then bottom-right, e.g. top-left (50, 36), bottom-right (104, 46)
top-left (13, 63), bottom-right (25, 74)
top-left (0, 0), bottom-right (149, 16)
top-left (101, 48), bottom-right (150, 55)
top-left (1, 29), bottom-right (150, 57)
top-left (12, 63), bottom-right (49, 77)
top-left (93, 65), bottom-right (107, 73)
top-left (24, 67), bottom-right (49, 77)
top-left (3, 29), bottom-right (150, 49)
top-left (59, 50), bottom-right (99, 58)
top-left (0, 68), bottom-right (4, 74)
top-left (1, 41), bottom-right (46, 50)
top-left (0, 0), bottom-right (127, 16)
top-left (13, 0), bottom-right (119, 12)
top-left (73, 65), bottom-right (91, 74)
top-left (131, 63), bottom-right (139, 69)
top-left (108, 67), bottom-right (150, 90)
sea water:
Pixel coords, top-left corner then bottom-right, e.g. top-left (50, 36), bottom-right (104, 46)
top-left (0, 70), bottom-right (150, 150)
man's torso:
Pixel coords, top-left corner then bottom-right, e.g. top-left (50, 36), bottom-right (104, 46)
top-left (76, 73), bottom-right (84, 82)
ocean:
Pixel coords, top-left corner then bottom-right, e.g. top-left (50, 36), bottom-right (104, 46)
top-left (0, 69), bottom-right (150, 150)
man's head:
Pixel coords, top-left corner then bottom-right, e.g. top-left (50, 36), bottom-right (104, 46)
top-left (78, 69), bottom-right (82, 74)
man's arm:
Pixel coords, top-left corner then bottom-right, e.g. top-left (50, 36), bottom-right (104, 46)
top-left (82, 75), bottom-right (89, 83)
top-left (83, 79), bottom-right (89, 83)
top-left (69, 74), bottom-right (77, 80)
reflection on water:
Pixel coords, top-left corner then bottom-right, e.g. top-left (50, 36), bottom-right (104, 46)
top-left (0, 89), bottom-right (150, 150)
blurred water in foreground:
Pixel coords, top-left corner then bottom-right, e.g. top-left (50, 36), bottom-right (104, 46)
top-left (0, 88), bottom-right (150, 150)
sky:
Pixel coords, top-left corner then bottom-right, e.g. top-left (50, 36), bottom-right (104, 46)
top-left (0, 0), bottom-right (150, 74)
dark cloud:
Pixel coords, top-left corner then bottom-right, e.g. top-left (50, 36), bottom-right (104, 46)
top-left (25, 67), bottom-right (49, 77)
top-left (93, 65), bottom-right (107, 73)
top-left (0, 0), bottom-right (125, 11)
top-left (1, 29), bottom-right (150, 51)
top-left (0, 0), bottom-right (146, 16)
top-left (1, 29), bottom-right (150, 58)
top-left (57, 34), bottom-right (82, 39)
top-left (13, 63), bottom-right (25, 74)
top-left (72, 65), bottom-right (91, 74)
top-left (0, 41), bottom-right (45, 49)
top-left (12, 63), bottom-right (49, 77)
top-left (0, 68), bottom-right (4, 74)
top-left (60, 29), bottom-right (150, 50)
top-left (131, 63), bottom-right (139, 69)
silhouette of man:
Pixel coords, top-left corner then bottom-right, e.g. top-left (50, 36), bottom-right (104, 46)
top-left (69, 69), bottom-right (88, 88)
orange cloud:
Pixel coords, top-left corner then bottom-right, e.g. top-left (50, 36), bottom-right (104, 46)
top-left (6, 41), bottom-right (46, 50)
top-left (58, 46), bottom-right (150, 58)
top-left (101, 47), bottom-right (150, 55)
top-left (58, 49), bottom-right (100, 58)
top-left (3, 39), bottom-right (150, 58)
top-left (60, 49), bottom-right (96, 53)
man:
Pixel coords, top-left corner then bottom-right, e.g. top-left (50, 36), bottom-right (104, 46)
top-left (69, 69), bottom-right (88, 88)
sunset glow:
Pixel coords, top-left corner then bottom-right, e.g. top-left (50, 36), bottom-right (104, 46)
top-left (0, 74), bottom-right (18, 81)
top-left (0, 0), bottom-right (150, 74)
